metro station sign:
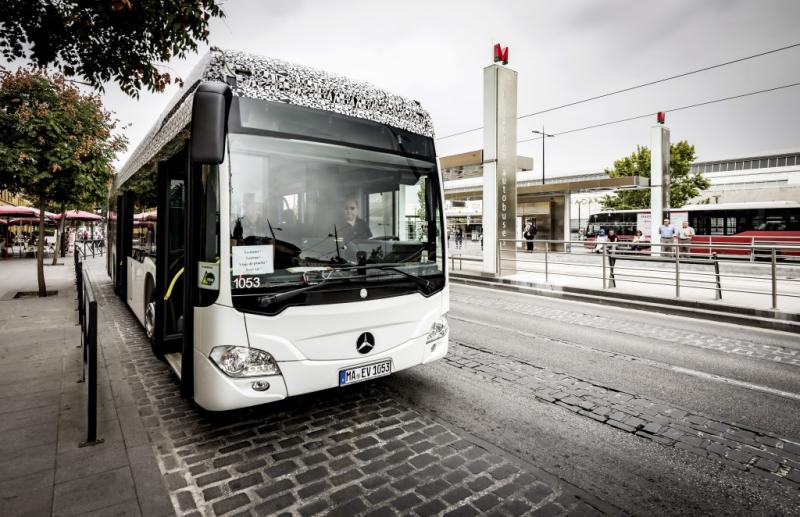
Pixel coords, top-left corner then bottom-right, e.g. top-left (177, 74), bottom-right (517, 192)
top-left (493, 44), bottom-right (509, 65)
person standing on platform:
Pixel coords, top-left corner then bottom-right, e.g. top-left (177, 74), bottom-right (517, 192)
top-left (523, 222), bottom-right (535, 252)
top-left (678, 220), bottom-right (695, 256)
top-left (658, 217), bottom-right (676, 256)
top-left (631, 229), bottom-right (645, 252)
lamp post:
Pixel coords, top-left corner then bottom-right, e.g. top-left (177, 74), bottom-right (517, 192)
top-left (531, 126), bottom-right (555, 184)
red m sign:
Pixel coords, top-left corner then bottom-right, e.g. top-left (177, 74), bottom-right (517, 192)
top-left (493, 44), bottom-right (509, 65)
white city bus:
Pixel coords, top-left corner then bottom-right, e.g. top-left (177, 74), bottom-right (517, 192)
top-left (108, 49), bottom-right (448, 410)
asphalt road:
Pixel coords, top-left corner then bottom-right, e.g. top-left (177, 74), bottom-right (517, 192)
top-left (383, 284), bottom-right (800, 516)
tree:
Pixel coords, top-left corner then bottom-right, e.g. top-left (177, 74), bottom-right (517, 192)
top-left (600, 141), bottom-right (710, 210)
top-left (0, 0), bottom-right (224, 97)
top-left (0, 69), bottom-right (126, 296)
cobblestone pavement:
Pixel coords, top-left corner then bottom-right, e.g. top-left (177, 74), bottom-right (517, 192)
top-left (94, 274), bottom-right (618, 516)
top-left (455, 293), bottom-right (800, 367)
top-left (445, 339), bottom-right (800, 488)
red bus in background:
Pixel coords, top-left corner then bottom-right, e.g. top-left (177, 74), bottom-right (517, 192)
top-left (585, 201), bottom-right (800, 259)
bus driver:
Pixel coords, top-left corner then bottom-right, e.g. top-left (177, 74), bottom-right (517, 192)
top-left (339, 196), bottom-right (372, 241)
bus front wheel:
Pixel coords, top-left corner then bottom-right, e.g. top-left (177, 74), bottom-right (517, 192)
top-left (144, 280), bottom-right (164, 360)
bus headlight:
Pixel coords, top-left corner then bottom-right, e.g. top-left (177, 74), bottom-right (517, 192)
top-left (426, 315), bottom-right (448, 343)
top-left (209, 346), bottom-right (281, 377)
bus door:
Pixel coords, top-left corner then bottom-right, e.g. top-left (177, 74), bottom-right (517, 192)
top-left (115, 191), bottom-right (133, 298)
top-left (154, 153), bottom-right (187, 359)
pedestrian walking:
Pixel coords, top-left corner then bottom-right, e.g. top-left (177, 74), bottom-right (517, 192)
top-left (658, 218), bottom-right (675, 256)
top-left (678, 220), bottom-right (695, 256)
top-left (455, 226), bottom-right (463, 249)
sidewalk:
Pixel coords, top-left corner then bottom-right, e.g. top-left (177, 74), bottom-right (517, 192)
top-left (0, 257), bottom-right (173, 516)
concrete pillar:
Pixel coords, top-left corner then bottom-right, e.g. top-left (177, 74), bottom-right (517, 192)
top-left (650, 125), bottom-right (670, 255)
top-left (563, 191), bottom-right (572, 246)
top-left (482, 64), bottom-right (518, 275)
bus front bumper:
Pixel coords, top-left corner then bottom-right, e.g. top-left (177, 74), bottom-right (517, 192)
top-left (193, 333), bottom-right (448, 411)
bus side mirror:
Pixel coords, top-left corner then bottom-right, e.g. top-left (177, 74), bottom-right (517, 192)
top-left (190, 82), bottom-right (232, 164)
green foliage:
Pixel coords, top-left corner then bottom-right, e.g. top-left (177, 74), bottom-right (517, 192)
top-left (0, 68), bottom-right (126, 293)
top-left (0, 0), bottom-right (224, 97)
top-left (0, 69), bottom-right (126, 208)
top-left (600, 140), bottom-right (710, 210)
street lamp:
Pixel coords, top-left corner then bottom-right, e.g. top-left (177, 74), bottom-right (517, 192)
top-left (574, 198), bottom-right (591, 237)
top-left (531, 126), bottom-right (555, 185)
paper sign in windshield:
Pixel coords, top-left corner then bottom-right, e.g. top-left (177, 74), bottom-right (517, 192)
top-left (232, 245), bottom-right (274, 276)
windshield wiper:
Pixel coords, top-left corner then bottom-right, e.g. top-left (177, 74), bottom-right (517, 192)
top-left (332, 264), bottom-right (433, 291)
top-left (256, 264), bottom-right (435, 307)
top-left (257, 271), bottom-right (347, 306)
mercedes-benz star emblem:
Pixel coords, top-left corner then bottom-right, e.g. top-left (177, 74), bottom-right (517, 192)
top-left (356, 332), bottom-right (375, 354)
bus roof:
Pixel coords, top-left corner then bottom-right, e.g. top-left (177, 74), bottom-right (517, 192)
top-left (591, 200), bottom-right (800, 216)
top-left (679, 201), bottom-right (800, 211)
top-left (115, 48), bottom-right (434, 189)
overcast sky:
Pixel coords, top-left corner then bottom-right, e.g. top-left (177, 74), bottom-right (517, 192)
top-left (100, 0), bottom-right (800, 177)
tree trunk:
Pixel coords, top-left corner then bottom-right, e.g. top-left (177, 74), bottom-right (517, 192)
top-left (52, 207), bottom-right (66, 265)
top-left (37, 196), bottom-right (47, 297)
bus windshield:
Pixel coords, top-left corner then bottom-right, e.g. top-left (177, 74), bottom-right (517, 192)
top-left (227, 133), bottom-right (444, 309)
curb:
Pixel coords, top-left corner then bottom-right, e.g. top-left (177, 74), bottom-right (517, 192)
top-left (449, 272), bottom-right (800, 334)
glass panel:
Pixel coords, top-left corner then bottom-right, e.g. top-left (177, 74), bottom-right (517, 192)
top-left (726, 217), bottom-right (737, 235)
top-left (777, 157), bottom-right (786, 167)
top-left (712, 163), bottom-right (721, 172)
top-left (128, 169), bottom-right (158, 261)
top-left (198, 164), bottom-right (220, 306)
top-left (235, 97), bottom-right (435, 159)
top-left (735, 161), bottom-right (743, 170)
top-left (367, 191), bottom-right (397, 238)
top-left (743, 160), bottom-right (751, 170)
top-left (227, 133), bottom-right (443, 299)
top-left (710, 217), bottom-right (725, 235)
top-left (768, 158), bottom-right (775, 167)
top-left (165, 175), bottom-right (184, 335)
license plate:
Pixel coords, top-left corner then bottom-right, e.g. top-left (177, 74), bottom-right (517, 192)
top-left (339, 360), bottom-right (392, 386)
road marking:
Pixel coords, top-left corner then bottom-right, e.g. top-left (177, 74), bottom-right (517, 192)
top-left (450, 315), bottom-right (800, 403)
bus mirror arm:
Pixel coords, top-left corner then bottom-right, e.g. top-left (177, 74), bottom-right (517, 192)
top-left (190, 82), bottom-right (232, 165)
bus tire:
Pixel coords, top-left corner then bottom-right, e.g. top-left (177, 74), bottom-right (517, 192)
top-left (144, 276), bottom-right (163, 360)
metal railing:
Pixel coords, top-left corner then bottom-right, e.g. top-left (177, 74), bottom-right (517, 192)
top-left (450, 239), bottom-right (800, 311)
top-left (74, 246), bottom-right (103, 447)
top-left (78, 238), bottom-right (103, 258)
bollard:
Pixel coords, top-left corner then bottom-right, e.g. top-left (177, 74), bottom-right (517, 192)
top-left (772, 248), bottom-right (778, 310)
top-left (602, 245), bottom-right (607, 289)
top-left (544, 241), bottom-right (549, 283)
top-left (675, 248), bottom-right (681, 298)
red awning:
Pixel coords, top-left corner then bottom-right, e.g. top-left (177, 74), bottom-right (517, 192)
top-left (58, 209), bottom-right (102, 222)
top-left (0, 205), bottom-right (38, 218)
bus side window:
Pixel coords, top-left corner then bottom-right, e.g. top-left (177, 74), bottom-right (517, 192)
top-left (198, 163), bottom-right (220, 307)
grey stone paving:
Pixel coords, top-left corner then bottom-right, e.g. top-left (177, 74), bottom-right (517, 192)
top-left (445, 340), bottom-right (800, 487)
top-left (92, 265), bottom-right (617, 516)
top-left (455, 293), bottom-right (800, 367)
top-left (0, 257), bottom-right (173, 517)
